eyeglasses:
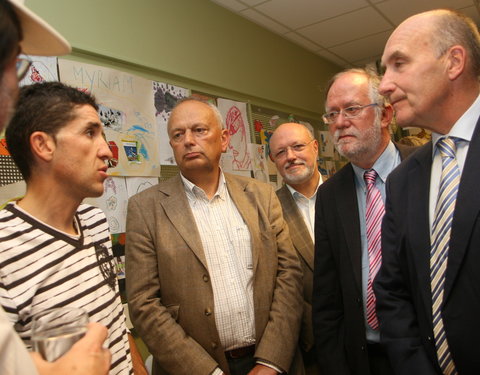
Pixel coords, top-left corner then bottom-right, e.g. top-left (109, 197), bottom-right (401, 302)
top-left (16, 57), bottom-right (32, 81)
top-left (322, 103), bottom-right (379, 124)
top-left (272, 139), bottom-right (314, 160)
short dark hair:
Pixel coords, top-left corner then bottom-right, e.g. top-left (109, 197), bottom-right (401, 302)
top-left (0, 0), bottom-right (22, 75)
top-left (6, 82), bottom-right (98, 181)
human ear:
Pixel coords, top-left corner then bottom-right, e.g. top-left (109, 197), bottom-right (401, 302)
top-left (446, 45), bottom-right (466, 81)
top-left (30, 131), bottom-right (55, 162)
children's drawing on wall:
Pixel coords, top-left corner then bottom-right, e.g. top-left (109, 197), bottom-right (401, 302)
top-left (111, 233), bottom-right (126, 295)
top-left (58, 59), bottom-right (160, 177)
top-left (99, 105), bottom-right (126, 132)
top-left (153, 82), bottom-right (189, 165)
top-left (318, 130), bottom-right (334, 157)
top-left (125, 177), bottom-right (159, 196)
top-left (217, 98), bottom-right (252, 171)
top-left (19, 55), bottom-right (58, 86)
top-left (260, 129), bottom-right (277, 175)
top-left (317, 157), bottom-right (329, 180)
top-left (86, 177), bottom-right (128, 234)
top-left (325, 161), bottom-right (337, 178)
top-left (249, 143), bottom-right (269, 183)
top-left (269, 115), bottom-right (280, 128)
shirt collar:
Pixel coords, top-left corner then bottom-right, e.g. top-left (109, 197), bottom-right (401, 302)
top-left (431, 93), bottom-right (480, 153)
top-left (180, 170), bottom-right (227, 202)
top-left (352, 141), bottom-right (398, 187)
top-left (286, 174), bottom-right (322, 200)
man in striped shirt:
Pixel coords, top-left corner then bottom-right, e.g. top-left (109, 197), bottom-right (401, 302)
top-left (0, 81), bottom-right (145, 375)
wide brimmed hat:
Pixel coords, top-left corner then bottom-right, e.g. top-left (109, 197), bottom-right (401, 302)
top-left (8, 0), bottom-right (71, 56)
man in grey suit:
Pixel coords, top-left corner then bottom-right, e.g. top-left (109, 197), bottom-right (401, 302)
top-left (269, 122), bottom-right (322, 375)
top-left (312, 68), bottom-right (414, 375)
top-left (126, 97), bottom-right (303, 375)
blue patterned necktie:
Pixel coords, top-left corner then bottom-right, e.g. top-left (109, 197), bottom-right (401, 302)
top-left (430, 137), bottom-right (459, 375)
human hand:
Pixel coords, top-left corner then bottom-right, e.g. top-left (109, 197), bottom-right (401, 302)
top-left (247, 364), bottom-right (279, 375)
top-left (32, 322), bottom-right (111, 375)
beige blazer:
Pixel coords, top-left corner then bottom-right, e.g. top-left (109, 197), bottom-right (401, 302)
top-left (126, 173), bottom-right (303, 375)
top-left (276, 185), bottom-right (314, 353)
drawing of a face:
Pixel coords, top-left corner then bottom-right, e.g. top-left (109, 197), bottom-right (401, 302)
top-left (226, 106), bottom-right (248, 168)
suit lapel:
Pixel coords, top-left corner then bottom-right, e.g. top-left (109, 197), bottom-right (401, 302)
top-left (159, 175), bottom-right (208, 268)
top-left (444, 117), bottom-right (480, 301)
top-left (335, 165), bottom-right (363, 292)
top-left (224, 174), bottom-right (261, 273)
top-left (276, 186), bottom-right (314, 271)
top-left (407, 143), bottom-right (434, 318)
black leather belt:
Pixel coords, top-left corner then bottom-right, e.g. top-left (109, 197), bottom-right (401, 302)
top-left (225, 345), bottom-right (255, 359)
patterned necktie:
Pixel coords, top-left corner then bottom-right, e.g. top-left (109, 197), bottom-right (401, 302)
top-left (364, 169), bottom-right (384, 330)
top-left (430, 137), bottom-right (459, 375)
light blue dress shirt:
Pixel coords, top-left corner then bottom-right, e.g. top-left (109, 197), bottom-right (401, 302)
top-left (351, 141), bottom-right (401, 343)
top-left (429, 94), bottom-right (480, 229)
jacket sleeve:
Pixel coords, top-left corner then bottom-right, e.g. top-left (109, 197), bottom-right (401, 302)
top-left (374, 179), bottom-right (438, 375)
top-left (253, 185), bottom-right (304, 372)
top-left (312, 193), bottom-right (351, 375)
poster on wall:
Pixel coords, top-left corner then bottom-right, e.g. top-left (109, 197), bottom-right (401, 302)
top-left (58, 59), bottom-right (160, 177)
top-left (153, 82), bottom-right (189, 165)
top-left (86, 176), bottom-right (159, 234)
top-left (217, 98), bottom-right (252, 171)
top-left (249, 143), bottom-right (269, 183)
top-left (318, 130), bottom-right (334, 157)
top-left (19, 55), bottom-right (58, 86)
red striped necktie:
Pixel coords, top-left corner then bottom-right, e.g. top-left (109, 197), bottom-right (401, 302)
top-left (364, 169), bottom-right (384, 330)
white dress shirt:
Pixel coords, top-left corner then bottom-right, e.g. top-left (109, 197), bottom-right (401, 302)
top-left (286, 174), bottom-right (323, 242)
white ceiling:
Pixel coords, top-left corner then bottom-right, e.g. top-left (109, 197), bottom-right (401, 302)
top-left (210, 0), bottom-right (480, 68)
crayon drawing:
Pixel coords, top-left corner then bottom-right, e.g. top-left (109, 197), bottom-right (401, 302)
top-left (217, 98), bottom-right (252, 171)
top-left (58, 59), bottom-right (160, 177)
top-left (153, 82), bottom-right (189, 165)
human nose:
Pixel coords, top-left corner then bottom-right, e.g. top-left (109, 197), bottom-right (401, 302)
top-left (332, 111), bottom-right (351, 129)
top-left (183, 129), bottom-right (196, 145)
top-left (99, 137), bottom-right (113, 160)
top-left (379, 72), bottom-right (393, 97)
top-left (285, 146), bottom-right (297, 161)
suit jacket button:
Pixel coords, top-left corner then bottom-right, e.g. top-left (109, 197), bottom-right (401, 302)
top-left (427, 336), bottom-right (432, 342)
top-left (203, 274), bottom-right (209, 282)
top-left (211, 342), bottom-right (218, 349)
top-left (205, 308), bottom-right (212, 316)
top-left (361, 345), bottom-right (365, 351)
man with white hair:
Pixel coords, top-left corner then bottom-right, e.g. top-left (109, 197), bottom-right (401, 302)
top-left (312, 68), bottom-right (414, 375)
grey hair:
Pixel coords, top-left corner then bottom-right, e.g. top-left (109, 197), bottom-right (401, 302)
top-left (324, 68), bottom-right (387, 119)
top-left (169, 96), bottom-right (225, 129)
top-left (429, 9), bottom-right (480, 77)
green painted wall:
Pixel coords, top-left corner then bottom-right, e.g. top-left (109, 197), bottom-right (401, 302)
top-left (26, 0), bottom-right (341, 118)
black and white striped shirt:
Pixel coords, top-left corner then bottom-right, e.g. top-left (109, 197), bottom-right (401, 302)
top-left (0, 203), bottom-right (132, 375)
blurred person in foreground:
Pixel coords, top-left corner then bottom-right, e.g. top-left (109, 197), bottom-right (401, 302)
top-left (0, 1), bottom-right (112, 374)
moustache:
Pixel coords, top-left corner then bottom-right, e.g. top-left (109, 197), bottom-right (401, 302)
top-left (285, 160), bottom-right (306, 169)
top-left (334, 128), bottom-right (359, 143)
